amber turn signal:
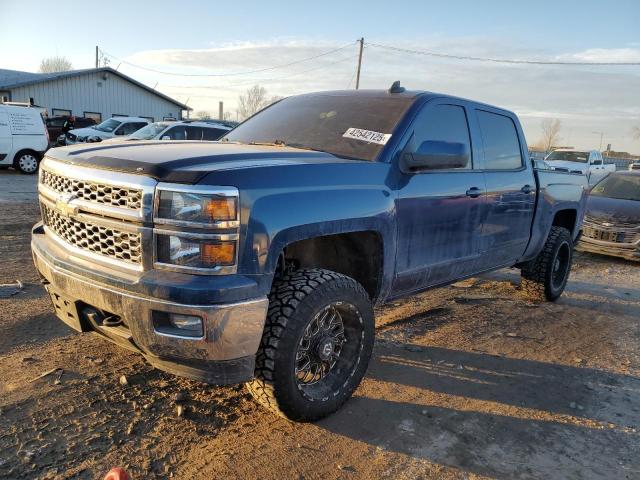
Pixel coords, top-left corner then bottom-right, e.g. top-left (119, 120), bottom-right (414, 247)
top-left (204, 197), bottom-right (237, 222)
top-left (200, 241), bottom-right (236, 266)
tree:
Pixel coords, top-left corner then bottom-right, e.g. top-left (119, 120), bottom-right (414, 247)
top-left (195, 110), bottom-right (211, 120)
top-left (539, 118), bottom-right (562, 151)
top-left (236, 85), bottom-right (282, 120)
top-left (97, 50), bottom-right (110, 68)
top-left (39, 56), bottom-right (73, 73)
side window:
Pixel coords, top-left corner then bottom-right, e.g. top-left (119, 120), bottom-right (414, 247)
top-left (202, 127), bottom-right (228, 140)
top-left (116, 122), bottom-right (145, 136)
top-left (185, 126), bottom-right (203, 140)
top-left (52, 108), bottom-right (71, 117)
top-left (477, 110), bottom-right (523, 170)
top-left (164, 126), bottom-right (187, 140)
top-left (410, 104), bottom-right (472, 169)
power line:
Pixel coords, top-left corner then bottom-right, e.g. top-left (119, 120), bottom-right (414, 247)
top-left (366, 41), bottom-right (640, 66)
top-left (99, 42), bottom-right (357, 77)
top-left (165, 53), bottom-right (359, 96)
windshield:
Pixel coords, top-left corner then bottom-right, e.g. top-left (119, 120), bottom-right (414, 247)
top-left (130, 122), bottom-right (170, 140)
top-left (546, 151), bottom-right (589, 163)
top-left (223, 94), bottom-right (414, 161)
top-left (94, 118), bottom-right (122, 133)
top-left (591, 174), bottom-right (640, 201)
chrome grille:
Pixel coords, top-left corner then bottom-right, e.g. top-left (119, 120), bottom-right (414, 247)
top-left (41, 169), bottom-right (142, 210)
top-left (41, 203), bottom-right (142, 264)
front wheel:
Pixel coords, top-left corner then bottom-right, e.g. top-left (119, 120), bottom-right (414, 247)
top-left (246, 269), bottom-right (374, 421)
top-left (14, 150), bottom-right (39, 174)
top-left (520, 226), bottom-right (573, 301)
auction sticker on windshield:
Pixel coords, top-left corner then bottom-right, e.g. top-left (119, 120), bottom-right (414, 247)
top-left (343, 128), bottom-right (391, 145)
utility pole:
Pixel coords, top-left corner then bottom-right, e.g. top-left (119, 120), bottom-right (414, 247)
top-left (219, 101), bottom-right (224, 120)
top-left (355, 37), bottom-right (364, 90)
top-left (592, 131), bottom-right (604, 151)
top-left (95, 46), bottom-right (99, 69)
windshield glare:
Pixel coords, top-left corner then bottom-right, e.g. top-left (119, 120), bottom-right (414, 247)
top-left (223, 94), bottom-right (414, 161)
top-left (130, 122), bottom-right (170, 139)
top-left (591, 174), bottom-right (640, 201)
top-left (94, 118), bottom-right (122, 133)
top-left (546, 151), bottom-right (589, 163)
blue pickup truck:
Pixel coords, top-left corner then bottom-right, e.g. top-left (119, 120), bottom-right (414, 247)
top-left (32, 84), bottom-right (587, 421)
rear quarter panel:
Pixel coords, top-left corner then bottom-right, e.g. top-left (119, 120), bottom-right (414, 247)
top-left (522, 170), bottom-right (588, 261)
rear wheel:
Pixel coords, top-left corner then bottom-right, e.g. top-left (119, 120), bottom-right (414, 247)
top-left (14, 150), bottom-right (39, 174)
top-left (246, 268), bottom-right (374, 421)
top-left (521, 226), bottom-right (573, 301)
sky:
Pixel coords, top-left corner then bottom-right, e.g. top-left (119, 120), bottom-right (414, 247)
top-left (1, 0), bottom-right (639, 152)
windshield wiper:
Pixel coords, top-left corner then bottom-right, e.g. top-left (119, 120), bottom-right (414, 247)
top-left (248, 139), bottom-right (287, 146)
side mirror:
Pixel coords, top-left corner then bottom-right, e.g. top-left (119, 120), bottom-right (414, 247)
top-left (401, 140), bottom-right (469, 173)
top-left (161, 135), bottom-right (171, 140)
top-left (592, 159), bottom-right (602, 165)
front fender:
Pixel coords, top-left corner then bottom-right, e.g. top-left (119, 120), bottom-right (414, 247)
top-left (245, 187), bottom-right (396, 275)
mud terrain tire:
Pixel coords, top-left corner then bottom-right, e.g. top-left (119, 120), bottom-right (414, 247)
top-left (521, 226), bottom-right (573, 301)
top-left (246, 269), bottom-right (374, 421)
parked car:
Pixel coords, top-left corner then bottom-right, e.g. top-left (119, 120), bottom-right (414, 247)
top-left (46, 116), bottom-right (96, 146)
top-left (628, 161), bottom-right (640, 171)
top-left (32, 85), bottom-right (588, 421)
top-left (577, 171), bottom-right (640, 261)
top-left (64, 117), bottom-right (150, 145)
top-left (545, 149), bottom-right (616, 185)
top-left (103, 120), bottom-right (232, 143)
top-left (0, 103), bottom-right (48, 174)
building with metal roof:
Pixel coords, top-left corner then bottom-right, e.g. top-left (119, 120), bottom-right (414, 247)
top-left (0, 67), bottom-right (190, 123)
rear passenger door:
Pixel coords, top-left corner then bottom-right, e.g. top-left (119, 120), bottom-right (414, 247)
top-left (392, 100), bottom-right (488, 295)
top-left (475, 108), bottom-right (535, 267)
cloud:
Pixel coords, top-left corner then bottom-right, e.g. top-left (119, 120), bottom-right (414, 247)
top-left (556, 48), bottom-right (640, 63)
top-left (118, 38), bottom-right (640, 152)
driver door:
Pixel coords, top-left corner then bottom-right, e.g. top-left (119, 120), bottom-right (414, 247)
top-left (392, 100), bottom-right (488, 296)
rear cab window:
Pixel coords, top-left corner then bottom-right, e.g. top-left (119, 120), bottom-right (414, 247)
top-left (476, 110), bottom-right (523, 170)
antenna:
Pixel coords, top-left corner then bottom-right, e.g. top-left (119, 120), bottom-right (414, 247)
top-left (389, 81), bottom-right (405, 93)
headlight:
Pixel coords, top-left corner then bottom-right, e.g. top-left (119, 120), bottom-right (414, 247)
top-left (155, 232), bottom-right (236, 270)
top-left (156, 189), bottom-right (237, 226)
top-left (153, 184), bottom-right (240, 274)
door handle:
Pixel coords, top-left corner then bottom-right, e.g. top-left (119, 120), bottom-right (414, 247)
top-left (521, 184), bottom-right (533, 194)
top-left (465, 187), bottom-right (482, 198)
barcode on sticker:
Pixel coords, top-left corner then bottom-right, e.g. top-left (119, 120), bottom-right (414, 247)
top-left (342, 128), bottom-right (392, 145)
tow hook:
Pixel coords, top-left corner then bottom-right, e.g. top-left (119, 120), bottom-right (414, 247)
top-left (81, 306), bottom-right (123, 328)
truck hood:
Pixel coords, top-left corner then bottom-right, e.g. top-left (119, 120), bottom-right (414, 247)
top-left (585, 195), bottom-right (640, 225)
top-left (45, 140), bottom-right (361, 183)
top-left (546, 160), bottom-right (587, 173)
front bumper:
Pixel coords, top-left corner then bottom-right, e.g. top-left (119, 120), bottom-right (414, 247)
top-left (577, 236), bottom-right (640, 262)
top-left (32, 227), bottom-right (269, 385)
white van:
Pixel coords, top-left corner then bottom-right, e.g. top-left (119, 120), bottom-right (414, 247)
top-left (0, 104), bottom-right (49, 174)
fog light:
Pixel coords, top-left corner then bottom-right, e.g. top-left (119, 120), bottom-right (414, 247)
top-left (153, 311), bottom-right (203, 338)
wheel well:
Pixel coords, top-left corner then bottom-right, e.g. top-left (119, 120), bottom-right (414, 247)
top-left (13, 149), bottom-right (38, 164)
top-left (552, 209), bottom-right (577, 236)
top-left (279, 231), bottom-right (383, 302)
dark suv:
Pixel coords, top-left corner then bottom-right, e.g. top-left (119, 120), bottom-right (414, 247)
top-left (46, 116), bottom-right (97, 146)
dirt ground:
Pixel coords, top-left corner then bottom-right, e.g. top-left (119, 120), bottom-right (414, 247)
top-left (1, 170), bottom-right (639, 480)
